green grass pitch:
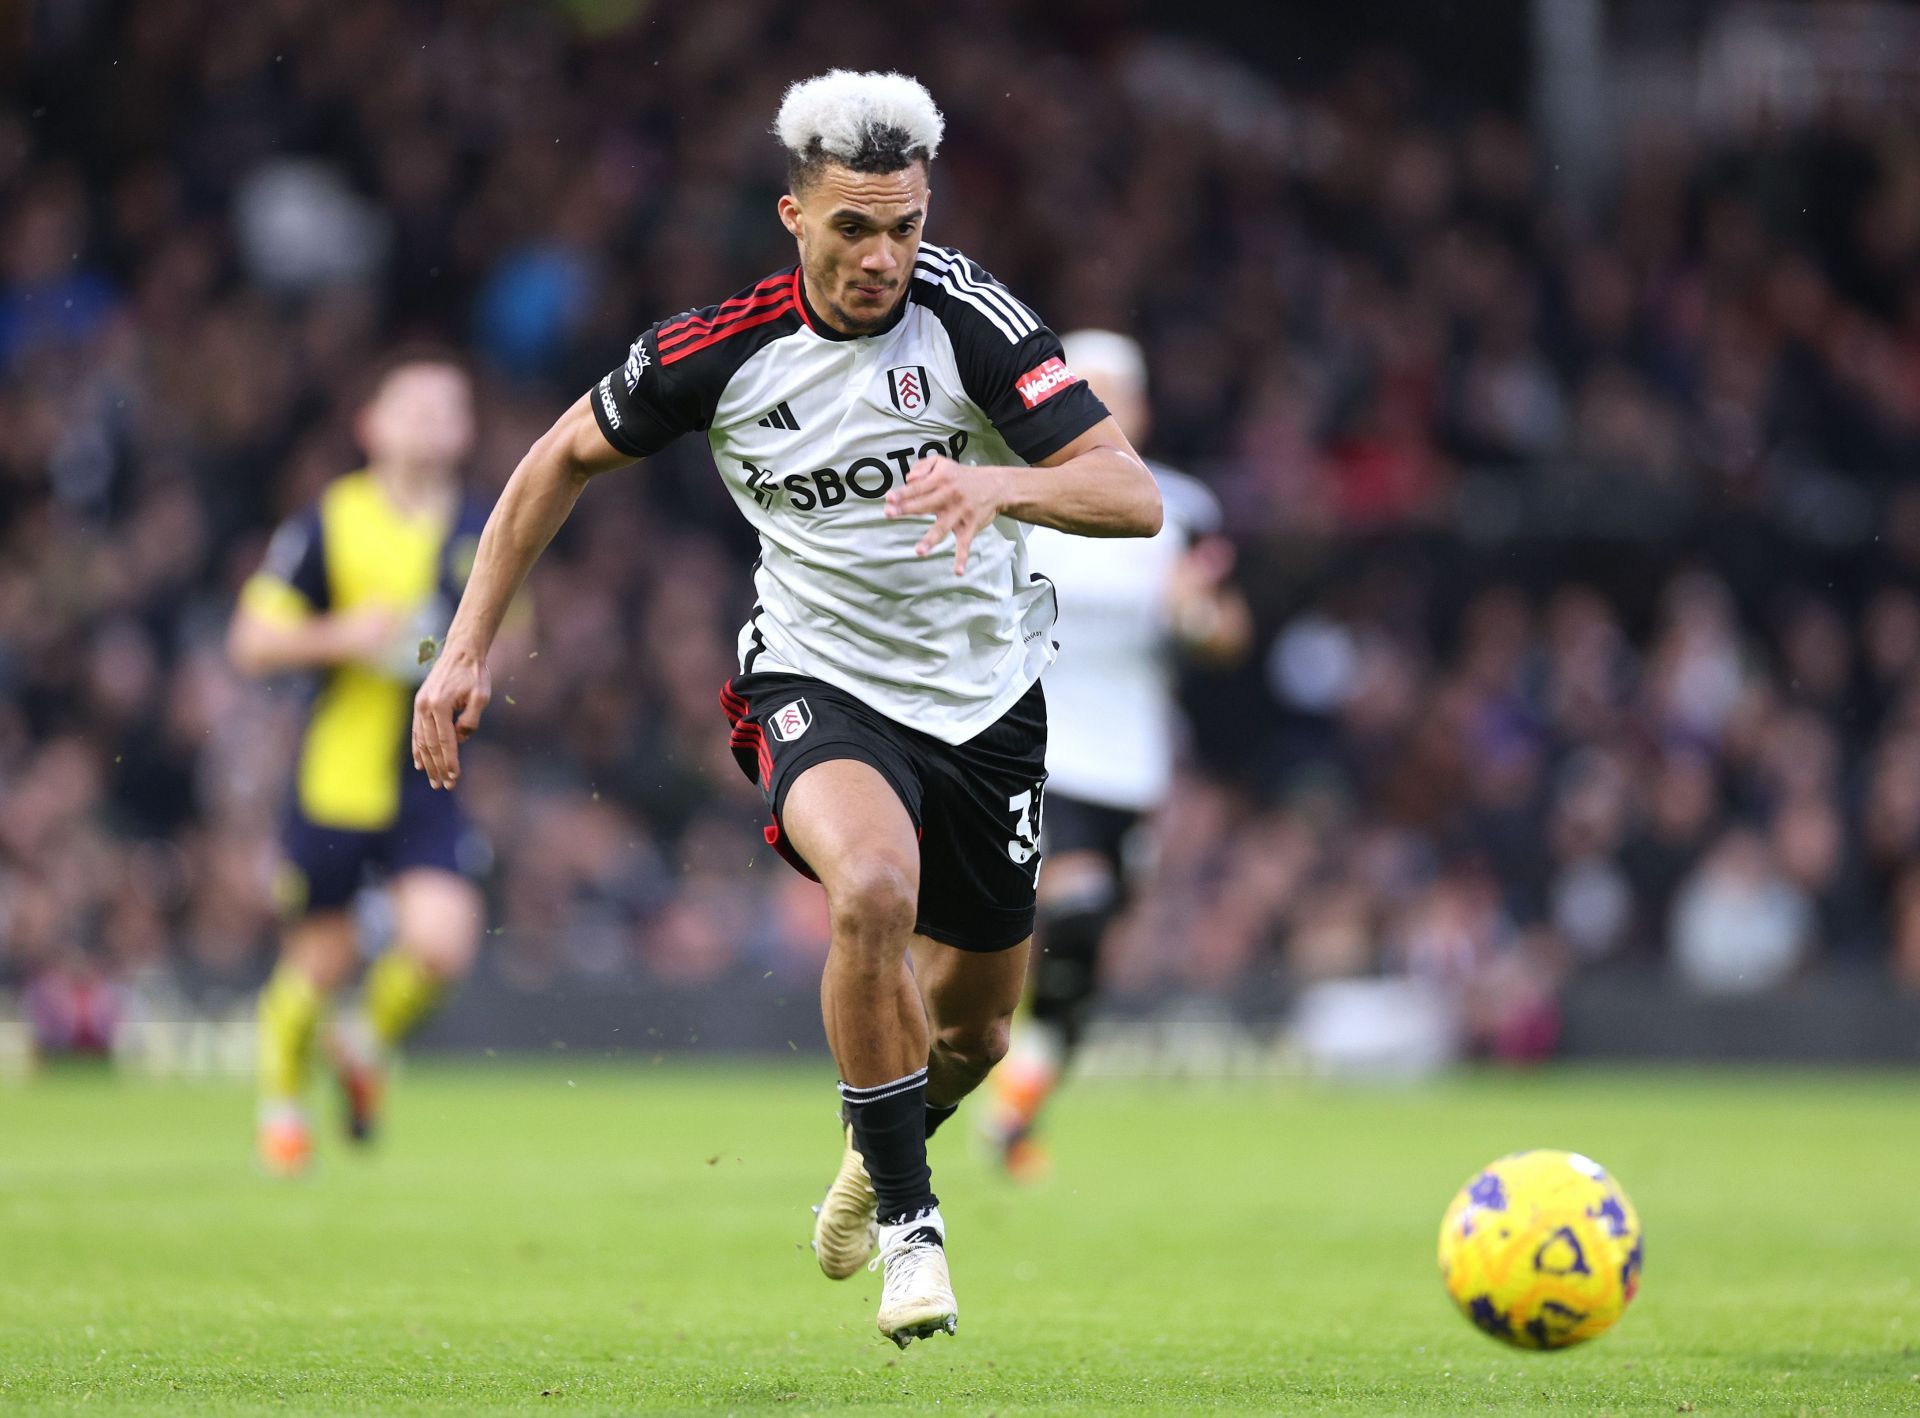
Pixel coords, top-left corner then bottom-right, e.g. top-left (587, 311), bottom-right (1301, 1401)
top-left (2, 1061), bottom-right (1916, 1414)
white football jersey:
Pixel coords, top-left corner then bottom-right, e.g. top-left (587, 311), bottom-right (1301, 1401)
top-left (1026, 468), bottom-right (1221, 811)
top-left (593, 245), bottom-right (1107, 744)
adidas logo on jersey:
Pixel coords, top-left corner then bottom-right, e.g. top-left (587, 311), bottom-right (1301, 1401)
top-left (756, 402), bottom-right (801, 431)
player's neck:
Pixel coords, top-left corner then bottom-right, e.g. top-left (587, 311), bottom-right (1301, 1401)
top-left (370, 460), bottom-right (454, 518)
top-left (798, 269), bottom-right (908, 341)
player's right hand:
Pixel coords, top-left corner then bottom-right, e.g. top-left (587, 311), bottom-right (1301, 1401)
top-left (412, 641), bottom-right (490, 790)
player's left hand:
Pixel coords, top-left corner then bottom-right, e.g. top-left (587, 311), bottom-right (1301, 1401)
top-left (884, 456), bottom-right (1010, 575)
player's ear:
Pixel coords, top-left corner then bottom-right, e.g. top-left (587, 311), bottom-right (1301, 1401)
top-left (777, 193), bottom-right (804, 239)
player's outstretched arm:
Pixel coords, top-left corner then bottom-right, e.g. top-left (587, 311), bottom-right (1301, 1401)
top-left (228, 603), bottom-right (405, 678)
top-left (883, 417), bottom-right (1162, 574)
top-left (413, 392), bottom-right (632, 790)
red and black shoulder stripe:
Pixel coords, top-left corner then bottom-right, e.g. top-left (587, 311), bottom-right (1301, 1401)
top-left (655, 268), bottom-right (810, 367)
top-left (593, 268), bottom-right (814, 458)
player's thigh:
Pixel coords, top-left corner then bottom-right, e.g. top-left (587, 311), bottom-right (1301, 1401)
top-left (275, 815), bottom-right (369, 989)
top-left (381, 762), bottom-right (487, 973)
top-left (910, 933), bottom-right (1030, 1037)
top-left (388, 869), bottom-right (485, 975)
top-left (723, 673), bottom-right (926, 900)
top-left (782, 757), bottom-right (922, 906)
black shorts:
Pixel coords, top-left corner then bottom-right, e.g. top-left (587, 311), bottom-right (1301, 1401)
top-left (279, 768), bottom-right (485, 915)
top-left (720, 672), bottom-right (1048, 952)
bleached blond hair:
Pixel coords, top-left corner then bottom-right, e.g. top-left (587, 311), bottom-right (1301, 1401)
top-left (775, 70), bottom-right (945, 188)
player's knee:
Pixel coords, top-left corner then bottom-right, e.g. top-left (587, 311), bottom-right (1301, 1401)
top-left (1038, 870), bottom-right (1118, 949)
top-left (392, 899), bottom-right (484, 981)
top-left (1032, 900), bottom-right (1113, 1026)
top-left (933, 1015), bottom-right (1010, 1080)
top-left (825, 856), bottom-right (917, 950)
top-left (1036, 902), bottom-right (1111, 973)
top-left (285, 920), bottom-right (357, 991)
top-left (402, 933), bottom-right (476, 983)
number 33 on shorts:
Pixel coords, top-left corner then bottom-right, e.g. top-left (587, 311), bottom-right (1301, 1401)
top-left (1007, 783), bottom-right (1045, 872)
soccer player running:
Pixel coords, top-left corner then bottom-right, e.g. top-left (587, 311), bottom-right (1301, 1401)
top-left (409, 71), bottom-right (1161, 1345)
top-left (978, 331), bottom-right (1252, 1180)
top-left (231, 353), bottom-right (495, 1178)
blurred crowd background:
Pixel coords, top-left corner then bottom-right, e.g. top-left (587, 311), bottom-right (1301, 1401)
top-left (7, 0), bottom-right (1920, 1058)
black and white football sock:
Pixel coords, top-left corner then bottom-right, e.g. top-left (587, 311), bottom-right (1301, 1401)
top-left (839, 1067), bottom-right (938, 1226)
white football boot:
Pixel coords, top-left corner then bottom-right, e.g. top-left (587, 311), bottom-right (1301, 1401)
top-left (810, 1122), bottom-right (878, 1279)
top-left (871, 1207), bottom-right (958, 1348)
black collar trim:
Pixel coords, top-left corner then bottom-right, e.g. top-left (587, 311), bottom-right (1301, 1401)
top-left (796, 272), bottom-right (910, 342)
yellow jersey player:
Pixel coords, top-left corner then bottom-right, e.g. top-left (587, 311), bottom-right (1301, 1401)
top-left (229, 351), bottom-right (495, 1177)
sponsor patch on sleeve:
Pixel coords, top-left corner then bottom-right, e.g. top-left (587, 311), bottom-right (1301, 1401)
top-left (1014, 357), bottom-right (1080, 410)
top-left (622, 335), bottom-right (651, 393)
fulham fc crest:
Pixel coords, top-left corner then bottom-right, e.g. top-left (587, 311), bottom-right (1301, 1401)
top-left (887, 365), bottom-right (930, 416)
top-left (770, 699), bottom-right (812, 742)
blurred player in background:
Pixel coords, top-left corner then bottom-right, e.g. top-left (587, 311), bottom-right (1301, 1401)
top-left (981, 330), bottom-right (1251, 1179)
top-left (410, 72), bottom-right (1162, 1345)
top-left (229, 352), bottom-right (495, 1178)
